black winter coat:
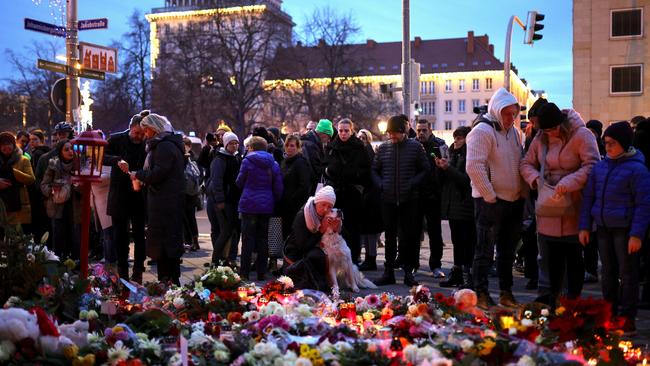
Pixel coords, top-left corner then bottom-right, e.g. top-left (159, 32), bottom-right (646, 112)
top-left (283, 207), bottom-right (323, 264)
top-left (300, 131), bottom-right (325, 187)
top-left (279, 153), bottom-right (312, 219)
top-left (104, 131), bottom-right (147, 217)
top-left (325, 135), bottom-right (371, 197)
top-left (372, 138), bottom-right (429, 204)
top-left (359, 144), bottom-right (383, 234)
top-left (419, 135), bottom-right (447, 201)
top-left (135, 133), bottom-right (186, 260)
top-left (439, 143), bottom-right (474, 221)
top-left (30, 145), bottom-right (51, 172)
top-left (207, 148), bottom-right (241, 204)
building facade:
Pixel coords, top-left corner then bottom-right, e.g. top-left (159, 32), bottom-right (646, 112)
top-left (266, 31), bottom-right (538, 137)
top-left (574, 0), bottom-right (650, 124)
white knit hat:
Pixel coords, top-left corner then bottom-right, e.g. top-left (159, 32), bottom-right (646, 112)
top-left (314, 185), bottom-right (336, 206)
top-left (222, 132), bottom-right (239, 147)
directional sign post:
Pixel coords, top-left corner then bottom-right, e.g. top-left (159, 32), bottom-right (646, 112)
top-left (37, 59), bottom-right (67, 74)
top-left (79, 69), bottom-right (105, 81)
top-left (78, 18), bottom-right (108, 31)
top-left (24, 18), bottom-right (66, 37)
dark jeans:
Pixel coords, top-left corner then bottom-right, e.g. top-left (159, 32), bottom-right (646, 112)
top-left (113, 209), bottom-right (146, 277)
top-left (382, 200), bottom-right (419, 272)
top-left (338, 202), bottom-right (362, 264)
top-left (449, 219), bottom-right (476, 268)
top-left (240, 213), bottom-right (269, 277)
top-left (102, 227), bottom-right (117, 264)
top-left (416, 198), bottom-right (444, 270)
top-left (472, 198), bottom-right (524, 294)
top-left (183, 196), bottom-right (199, 243)
top-left (544, 234), bottom-right (583, 300)
top-left (212, 203), bottom-right (240, 263)
top-left (521, 219), bottom-right (538, 280)
top-left (52, 202), bottom-right (80, 260)
top-left (584, 232), bottom-right (599, 276)
top-left (597, 226), bottom-right (639, 318)
top-left (205, 196), bottom-right (222, 255)
top-left (157, 252), bottom-right (180, 286)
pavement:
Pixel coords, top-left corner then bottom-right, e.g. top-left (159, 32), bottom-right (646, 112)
top-left (133, 210), bottom-right (650, 343)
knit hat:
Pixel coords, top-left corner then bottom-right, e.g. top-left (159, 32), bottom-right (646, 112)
top-left (386, 115), bottom-right (408, 133)
top-left (537, 103), bottom-right (566, 130)
top-left (603, 121), bottom-right (634, 151)
top-left (314, 185), bottom-right (336, 206)
top-left (222, 132), bottom-right (239, 147)
top-left (0, 132), bottom-right (16, 146)
top-left (315, 119), bottom-right (334, 136)
top-left (216, 125), bottom-right (232, 133)
top-left (585, 120), bottom-right (603, 137)
top-left (141, 113), bottom-right (172, 134)
top-left (527, 97), bottom-right (548, 120)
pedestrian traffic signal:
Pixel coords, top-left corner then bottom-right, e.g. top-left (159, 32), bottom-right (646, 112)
top-left (525, 11), bottom-right (544, 44)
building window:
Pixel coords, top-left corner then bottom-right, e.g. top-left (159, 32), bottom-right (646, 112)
top-left (610, 64), bottom-right (643, 94)
top-left (429, 81), bottom-right (435, 94)
top-left (472, 78), bottom-right (480, 91)
top-left (421, 81), bottom-right (427, 95)
top-left (431, 121), bottom-right (436, 130)
top-left (472, 99), bottom-right (480, 108)
top-left (445, 80), bottom-right (452, 92)
top-left (444, 120), bottom-right (453, 130)
top-left (459, 79), bottom-right (465, 92)
top-left (431, 101), bottom-right (435, 114)
top-left (611, 8), bottom-right (643, 38)
top-left (445, 100), bottom-right (452, 113)
top-left (485, 78), bottom-right (493, 90)
top-left (458, 100), bottom-right (466, 113)
top-left (458, 120), bottom-right (466, 127)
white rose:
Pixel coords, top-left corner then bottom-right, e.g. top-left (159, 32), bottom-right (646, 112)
top-left (516, 355), bottom-right (537, 366)
top-left (295, 357), bottom-right (313, 366)
top-left (214, 350), bottom-right (229, 362)
top-left (460, 339), bottom-right (474, 352)
top-left (417, 345), bottom-right (441, 362)
top-left (403, 344), bottom-right (419, 363)
top-left (172, 297), bottom-right (185, 309)
top-left (541, 309), bottom-right (549, 317)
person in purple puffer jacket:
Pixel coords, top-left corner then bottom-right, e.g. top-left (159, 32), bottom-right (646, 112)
top-left (579, 121), bottom-right (650, 334)
top-left (236, 136), bottom-right (283, 280)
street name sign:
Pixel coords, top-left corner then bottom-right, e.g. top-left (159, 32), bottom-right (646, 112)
top-left (24, 18), bottom-right (66, 37)
top-left (37, 59), bottom-right (67, 74)
top-left (79, 69), bottom-right (105, 81)
top-left (79, 42), bottom-right (117, 73)
top-left (78, 18), bottom-right (108, 31)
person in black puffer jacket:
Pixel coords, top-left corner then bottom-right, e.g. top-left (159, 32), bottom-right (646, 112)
top-left (372, 114), bottom-right (429, 287)
top-left (325, 118), bottom-right (371, 265)
top-left (279, 135), bottom-right (312, 241)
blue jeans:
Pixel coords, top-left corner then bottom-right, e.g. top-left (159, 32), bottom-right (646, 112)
top-left (598, 226), bottom-right (639, 318)
top-left (472, 198), bottom-right (524, 294)
top-left (240, 213), bottom-right (270, 277)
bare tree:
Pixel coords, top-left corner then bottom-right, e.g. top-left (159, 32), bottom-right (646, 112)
top-left (122, 10), bottom-right (151, 112)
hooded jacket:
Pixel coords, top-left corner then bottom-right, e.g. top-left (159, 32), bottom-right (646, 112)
top-left (466, 87), bottom-right (525, 202)
top-left (236, 150), bottom-right (283, 215)
top-left (579, 149), bottom-right (650, 239)
top-left (207, 147), bottom-right (241, 205)
top-left (520, 109), bottom-right (601, 237)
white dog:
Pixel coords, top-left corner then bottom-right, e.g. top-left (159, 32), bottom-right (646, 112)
top-left (320, 209), bottom-right (377, 294)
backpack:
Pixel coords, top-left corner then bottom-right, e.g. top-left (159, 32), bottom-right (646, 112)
top-left (185, 160), bottom-right (201, 196)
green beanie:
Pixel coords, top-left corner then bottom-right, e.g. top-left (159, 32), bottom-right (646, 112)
top-left (315, 119), bottom-right (334, 136)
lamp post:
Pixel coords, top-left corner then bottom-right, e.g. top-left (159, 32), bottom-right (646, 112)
top-left (71, 130), bottom-right (107, 278)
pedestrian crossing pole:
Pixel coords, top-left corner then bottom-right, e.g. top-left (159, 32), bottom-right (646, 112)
top-left (65, 0), bottom-right (80, 130)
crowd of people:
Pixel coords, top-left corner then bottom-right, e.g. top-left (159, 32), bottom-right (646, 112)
top-left (1, 87), bottom-right (649, 334)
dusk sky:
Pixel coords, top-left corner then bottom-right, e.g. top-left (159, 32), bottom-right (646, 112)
top-left (0, 0), bottom-right (572, 107)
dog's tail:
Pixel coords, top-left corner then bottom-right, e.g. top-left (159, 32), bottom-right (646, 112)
top-left (353, 266), bottom-right (377, 289)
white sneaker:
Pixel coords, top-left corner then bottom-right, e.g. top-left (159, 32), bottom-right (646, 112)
top-left (432, 268), bottom-right (446, 278)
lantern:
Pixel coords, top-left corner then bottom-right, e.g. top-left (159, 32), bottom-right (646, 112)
top-left (71, 130), bottom-right (107, 183)
top-left (70, 130), bottom-right (107, 279)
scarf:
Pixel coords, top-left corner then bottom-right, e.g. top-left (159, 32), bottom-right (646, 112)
top-left (303, 197), bottom-right (322, 233)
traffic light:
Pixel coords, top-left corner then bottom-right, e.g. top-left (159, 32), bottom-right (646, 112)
top-left (525, 11), bottom-right (545, 44)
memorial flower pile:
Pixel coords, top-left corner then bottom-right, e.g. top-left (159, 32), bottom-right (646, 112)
top-left (0, 258), bottom-right (647, 365)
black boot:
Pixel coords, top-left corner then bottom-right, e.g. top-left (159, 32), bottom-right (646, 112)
top-left (190, 236), bottom-right (200, 251)
top-left (460, 265), bottom-right (473, 289)
top-left (403, 270), bottom-right (419, 287)
top-left (440, 266), bottom-right (463, 287)
top-left (358, 256), bottom-right (377, 271)
top-left (374, 267), bottom-right (396, 286)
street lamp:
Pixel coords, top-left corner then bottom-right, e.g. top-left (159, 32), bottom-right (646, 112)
top-left (71, 130), bottom-right (107, 279)
top-left (377, 120), bottom-right (388, 135)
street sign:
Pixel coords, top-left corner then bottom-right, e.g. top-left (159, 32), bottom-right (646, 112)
top-left (78, 18), bottom-right (108, 31)
top-left (79, 42), bottom-right (117, 73)
top-left (51, 78), bottom-right (82, 115)
top-left (37, 59), bottom-right (67, 74)
top-left (79, 69), bottom-right (105, 81)
top-left (24, 18), bottom-right (66, 37)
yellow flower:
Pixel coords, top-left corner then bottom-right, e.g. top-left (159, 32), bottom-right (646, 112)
top-left (72, 354), bottom-right (95, 366)
top-left (555, 306), bottom-right (566, 315)
top-left (308, 349), bottom-right (320, 359)
top-left (113, 326), bottom-right (124, 333)
top-left (63, 344), bottom-right (79, 360)
top-left (363, 312), bottom-right (375, 321)
top-left (64, 259), bottom-right (76, 271)
top-left (478, 338), bottom-right (496, 356)
top-left (313, 359), bottom-right (324, 366)
top-left (300, 344), bottom-right (311, 356)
